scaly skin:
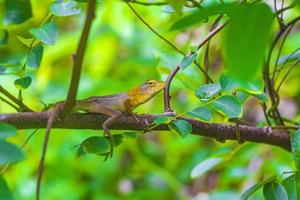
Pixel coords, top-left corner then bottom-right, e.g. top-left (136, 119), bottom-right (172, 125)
top-left (75, 79), bottom-right (165, 135)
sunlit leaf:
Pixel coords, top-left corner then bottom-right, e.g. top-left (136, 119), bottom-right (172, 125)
top-left (282, 174), bottom-right (298, 200)
top-left (240, 182), bottom-right (263, 200)
top-left (0, 140), bottom-right (24, 165)
top-left (0, 122), bottom-right (17, 139)
top-left (211, 95), bottom-right (242, 118)
top-left (4, 0), bottom-right (32, 25)
top-left (170, 2), bottom-right (237, 30)
top-left (81, 136), bottom-right (111, 155)
top-left (180, 53), bottom-right (197, 70)
top-left (236, 92), bottom-right (249, 103)
top-left (26, 44), bottom-right (44, 68)
top-left (223, 3), bottom-right (273, 81)
top-left (253, 93), bottom-right (268, 102)
top-left (29, 22), bottom-right (58, 45)
top-left (169, 120), bottom-right (192, 138)
top-left (0, 29), bottom-right (9, 46)
top-left (14, 76), bottom-right (32, 90)
top-left (187, 106), bottom-right (213, 122)
top-left (50, 0), bottom-right (81, 16)
top-left (0, 176), bottom-right (13, 200)
top-left (263, 181), bottom-right (288, 200)
top-left (219, 74), bottom-right (240, 91)
top-left (191, 157), bottom-right (223, 179)
top-left (16, 36), bottom-right (39, 47)
top-left (291, 129), bottom-right (300, 168)
top-left (195, 83), bottom-right (221, 102)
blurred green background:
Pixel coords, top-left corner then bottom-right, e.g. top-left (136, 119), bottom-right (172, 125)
top-left (0, 0), bottom-right (299, 199)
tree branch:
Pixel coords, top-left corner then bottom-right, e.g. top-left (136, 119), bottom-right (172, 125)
top-left (0, 112), bottom-right (291, 151)
top-left (61, 0), bottom-right (97, 116)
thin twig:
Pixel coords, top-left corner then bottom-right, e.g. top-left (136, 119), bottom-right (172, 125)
top-left (0, 96), bottom-right (19, 111)
top-left (61, 0), bottom-right (97, 116)
top-left (0, 85), bottom-right (33, 112)
top-left (125, 1), bottom-right (213, 82)
top-left (164, 23), bottom-right (227, 113)
top-left (276, 58), bottom-right (300, 93)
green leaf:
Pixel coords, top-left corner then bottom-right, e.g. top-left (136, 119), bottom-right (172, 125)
top-left (170, 3), bottom-right (237, 30)
top-left (253, 93), bottom-right (268, 102)
top-left (112, 134), bottom-right (123, 147)
top-left (16, 36), bottom-right (39, 47)
top-left (211, 95), bottom-right (242, 118)
top-left (76, 145), bottom-right (86, 158)
top-left (0, 122), bottom-right (17, 139)
top-left (263, 182), bottom-right (288, 200)
top-left (29, 22), bottom-right (58, 45)
top-left (242, 80), bottom-right (264, 95)
top-left (26, 44), bottom-right (44, 68)
top-left (180, 53), bottom-right (197, 70)
top-left (153, 116), bottom-right (172, 125)
top-left (236, 92), bottom-right (249, 104)
top-left (81, 136), bottom-right (111, 155)
top-left (0, 140), bottom-right (24, 165)
top-left (123, 131), bottom-right (139, 139)
top-left (0, 176), bottom-right (14, 200)
top-left (49, 0), bottom-right (81, 16)
top-left (282, 174), bottom-right (298, 200)
top-left (223, 3), bottom-right (273, 81)
top-left (167, 0), bottom-right (185, 15)
top-left (4, 0), bottom-right (32, 25)
top-left (291, 129), bottom-right (300, 169)
top-left (195, 83), bottom-right (221, 102)
top-left (187, 106), bottom-right (213, 122)
top-left (219, 74), bottom-right (240, 91)
top-left (169, 120), bottom-right (192, 138)
top-left (191, 157), bottom-right (223, 179)
top-left (14, 76), bottom-right (32, 90)
top-left (240, 182), bottom-right (264, 200)
top-left (0, 29), bottom-right (9, 46)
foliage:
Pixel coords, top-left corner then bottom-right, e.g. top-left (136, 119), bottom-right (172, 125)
top-left (0, 0), bottom-right (300, 199)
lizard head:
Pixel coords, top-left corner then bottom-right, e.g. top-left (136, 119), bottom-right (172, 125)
top-left (128, 79), bottom-right (165, 109)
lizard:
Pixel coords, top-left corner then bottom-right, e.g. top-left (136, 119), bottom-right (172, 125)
top-left (36, 79), bottom-right (166, 200)
top-left (70, 79), bottom-right (165, 136)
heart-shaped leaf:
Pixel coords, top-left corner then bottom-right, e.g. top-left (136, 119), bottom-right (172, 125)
top-left (82, 136), bottom-right (111, 155)
top-left (180, 53), bottom-right (197, 70)
top-left (50, 0), bottom-right (81, 16)
top-left (211, 95), bottom-right (242, 118)
top-left (26, 44), bottom-right (44, 68)
top-left (29, 22), bottom-right (58, 45)
top-left (0, 140), bottom-right (24, 165)
top-left (14, 76), bottom-right (32, 90)
top-left (187, 106), bottom-right (213, 122)
top-left (0, 122), bottom-right (17, 139)
top-left (195, 83), bottom-right (221, 102)
top-left (169, 120), bottom-right (192, 138)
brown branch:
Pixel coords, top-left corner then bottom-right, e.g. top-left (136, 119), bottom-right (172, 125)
top-left (61, 0), bottom-right (97, 116)
top-left (164, 23), bottom-right (227, 113)
top-left (0, 112), bottom-right (291, 151)
top-left (0, 85), bottom-right (33, 112)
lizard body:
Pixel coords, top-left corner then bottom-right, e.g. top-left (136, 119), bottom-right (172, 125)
top-left (71, 79), bottom-right (165, 135)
